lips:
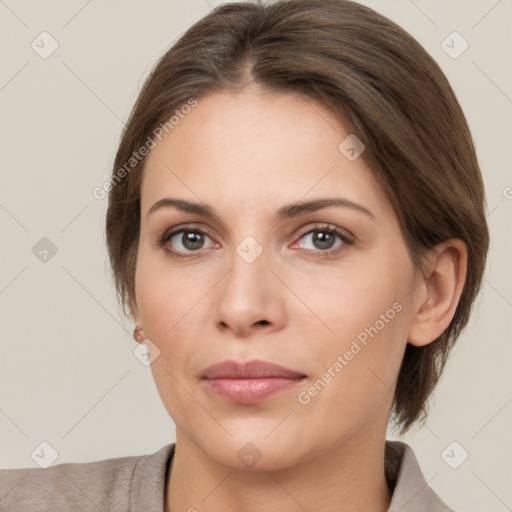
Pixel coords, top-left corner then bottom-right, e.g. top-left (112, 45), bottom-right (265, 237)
top-left (201, 359), bottom-right (306, 380)
top-left (200, 359), bottom-right (307, 404)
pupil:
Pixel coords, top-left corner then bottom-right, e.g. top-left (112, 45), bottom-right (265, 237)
top-left (314, 231), bottom-right (334, 249)
top-left (183, 232), bottom-right (203, 250)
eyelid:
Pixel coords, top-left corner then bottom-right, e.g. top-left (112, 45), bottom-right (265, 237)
top-left (161, 222), bottom-right (215, 239)
top-left (292, 222), bottom-right (355, 245)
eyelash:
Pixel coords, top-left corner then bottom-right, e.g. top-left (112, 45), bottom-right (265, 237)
top-left (156, 223), bottom-right (354, 260)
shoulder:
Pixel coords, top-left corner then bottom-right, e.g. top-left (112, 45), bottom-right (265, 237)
top-left (0, 444), bottom-right (174, 512)
top-left (385, 440), bottom-right (455, 512)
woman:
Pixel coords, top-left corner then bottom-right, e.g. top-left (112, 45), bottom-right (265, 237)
top-left (0, 0), bottom-right (489, 511)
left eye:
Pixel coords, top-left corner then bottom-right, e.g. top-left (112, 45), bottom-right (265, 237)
top-left (296, 228), bottom-right (346, 252)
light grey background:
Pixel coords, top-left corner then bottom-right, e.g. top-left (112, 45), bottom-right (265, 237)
top-left (1, 0), bottom-right (511, 510)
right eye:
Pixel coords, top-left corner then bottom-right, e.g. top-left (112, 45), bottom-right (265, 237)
top-left (158, 225), bottom-right (217, 259)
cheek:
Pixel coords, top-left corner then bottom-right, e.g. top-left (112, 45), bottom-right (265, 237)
top-left (295, 290), bottom-right (411, 440)
top-left (301, 254), bottom-right (412, 345)
top-left (134, 246), bottom-right (223, 371)
top-left (134, 254), bottom-right (211, 424)
top-left (303, 249), bottom-right (415, 398)
top-left (134, 254), bottom-right (191, 375)
top-left (134, 244), bottom-right (204, 334)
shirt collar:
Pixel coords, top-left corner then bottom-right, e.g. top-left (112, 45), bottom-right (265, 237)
top-left (385, 440), bottom-right (454, 511)
top-left (130, 443), bottom-right (174, 511)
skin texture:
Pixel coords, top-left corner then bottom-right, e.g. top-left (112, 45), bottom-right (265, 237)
top-left (130, 88), bottom-right (467, 512)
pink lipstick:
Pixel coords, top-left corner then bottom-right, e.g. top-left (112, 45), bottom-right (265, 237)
top-left (200, 359), bottom-right (307, 404)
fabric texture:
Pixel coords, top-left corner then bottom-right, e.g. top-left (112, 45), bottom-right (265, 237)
top-left (0, 440), bottom-right (454, 511)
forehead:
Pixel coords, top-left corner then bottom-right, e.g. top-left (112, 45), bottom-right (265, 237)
top-left (140, 89), bottom-right (388, 218)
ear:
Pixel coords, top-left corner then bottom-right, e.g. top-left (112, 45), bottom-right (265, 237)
top-left (408, 239), bottom-right (468, 347)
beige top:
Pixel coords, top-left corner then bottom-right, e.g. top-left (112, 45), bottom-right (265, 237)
top-left (0, 440), bottom-right (454, 511)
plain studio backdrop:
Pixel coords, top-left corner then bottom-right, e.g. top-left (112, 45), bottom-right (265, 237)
top-left (0, 1), bottom-right (511, 510)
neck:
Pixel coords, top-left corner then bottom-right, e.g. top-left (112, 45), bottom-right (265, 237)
top-left (165, 428), bottom-right (392, 512)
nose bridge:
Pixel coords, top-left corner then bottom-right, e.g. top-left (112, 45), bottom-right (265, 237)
top-left (214, 233), bottom-right (283, 335)
top-left (224, 212), bottom-right (272, 287)
top-left (225, 236), bottom-right (273, 304)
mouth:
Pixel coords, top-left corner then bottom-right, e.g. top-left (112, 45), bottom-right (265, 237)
top-left (200, 359), bottom-right (307, 404)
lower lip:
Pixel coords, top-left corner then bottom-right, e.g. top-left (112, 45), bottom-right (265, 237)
top-left (201, 377), bottom-right (305, 404)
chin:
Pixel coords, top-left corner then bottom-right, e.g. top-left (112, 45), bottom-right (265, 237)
top-left (194, 432), bottom-right (305, 473)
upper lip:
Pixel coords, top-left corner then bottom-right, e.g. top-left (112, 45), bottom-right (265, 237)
top-left (201, 359), bottom-right (307, 379)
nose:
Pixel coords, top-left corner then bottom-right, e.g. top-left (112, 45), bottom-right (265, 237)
top-left (214, 246), bottom-right (286, 338)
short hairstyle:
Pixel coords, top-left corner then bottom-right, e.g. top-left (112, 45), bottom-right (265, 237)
top-left (106, 0), bottom-right (489, 434)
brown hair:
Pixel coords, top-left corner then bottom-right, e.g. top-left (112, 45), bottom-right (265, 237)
top-left (105, 0), bottom-right (489, 434)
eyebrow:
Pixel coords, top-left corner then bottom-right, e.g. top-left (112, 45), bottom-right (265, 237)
top-left (147, 197), bottom-right (375, 221)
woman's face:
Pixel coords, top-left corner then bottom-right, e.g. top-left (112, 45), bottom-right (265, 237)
top-left (132, 88), bottom-right (424, 470)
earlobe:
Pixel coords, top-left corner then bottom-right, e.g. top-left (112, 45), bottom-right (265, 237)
top-left (408, 239), bottom-right (468, 347)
